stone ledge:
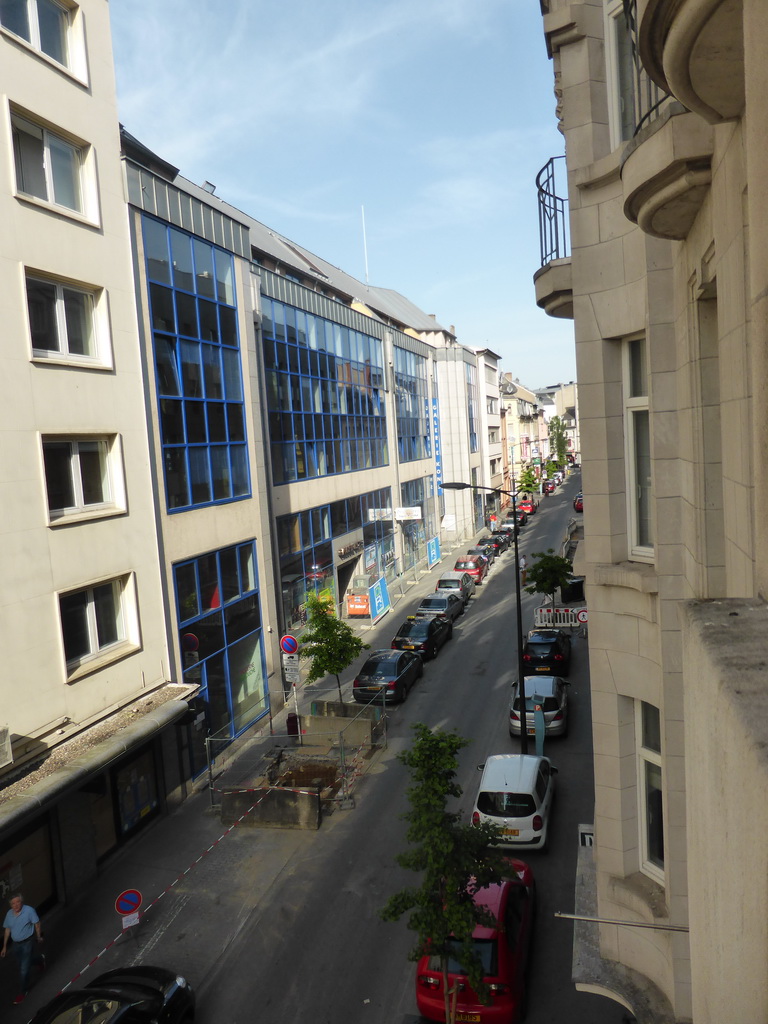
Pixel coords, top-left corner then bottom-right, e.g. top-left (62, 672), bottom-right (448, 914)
top-left (592, 561), bottom-right (659, 593)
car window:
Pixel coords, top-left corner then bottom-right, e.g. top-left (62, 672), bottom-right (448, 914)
top-left (432, 937), bottom-right (498, 976)
top-left (419, 598), bottom-right (444, 608)
top-left (527, 641), bottom-right (555, 654)
top-left (397, 621), bottom-right (430, 638)
top-left (477, 792), bottom-right (536, 817)
top-left (504, 884), bottom-right (527, 936)
top-left (438, 580), bottom-right (460, 589)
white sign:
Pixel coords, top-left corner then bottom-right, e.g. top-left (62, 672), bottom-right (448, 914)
top-left (394, 507), bottom-right (422, 521)
top-left (576, 608), bottom-right (589, 624)
top-left (122, 912), bottom-right (140, 931)
top-left (367, 508), bottom-right (393, 522)
top-left (282, 652), bottom-right (301, 683)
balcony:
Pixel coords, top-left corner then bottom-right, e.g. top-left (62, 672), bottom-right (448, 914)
top-left (622, 103), bottom-right (714, 239)
top-left (637, 0), bottom-right (744, 124)
top-left (534, 156), bottom-right (573, 320)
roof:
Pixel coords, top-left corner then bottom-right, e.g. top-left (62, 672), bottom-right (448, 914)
top-left (479, 754), bottom-right (548, 791)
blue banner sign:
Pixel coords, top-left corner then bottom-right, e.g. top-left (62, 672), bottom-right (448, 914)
top-left (369, 577), bottom-right (391, 624)
top-left (427, 537), bottom-right (441, 568)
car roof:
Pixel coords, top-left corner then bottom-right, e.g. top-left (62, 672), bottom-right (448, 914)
top-left (527, 628), bottom-right (563, 641)
top-left (479, 754), bottom-right (551, 791)
top-left (438, 571), bottom-right (467, 582)
top-left (364, 650), bottom-right (401, 663)
top-left (516, 675), bottom-right (562, 696)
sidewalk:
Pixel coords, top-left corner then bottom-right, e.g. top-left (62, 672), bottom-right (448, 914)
top-left (2, 529), bottom-right (487, 1019)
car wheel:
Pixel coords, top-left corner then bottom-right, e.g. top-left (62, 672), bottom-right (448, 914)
top-left (396, 683), bottom-right (406, 703)
top-left (447, 624), bottom-right (453, 640)
top-left (429, 643), bottom-right (437, 659)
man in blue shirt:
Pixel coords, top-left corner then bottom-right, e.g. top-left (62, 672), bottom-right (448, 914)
top-left (1, 893), bottom-right (45, 1005)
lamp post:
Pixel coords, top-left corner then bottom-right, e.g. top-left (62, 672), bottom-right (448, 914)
top-left (441, 481), bottom-right (529, 755)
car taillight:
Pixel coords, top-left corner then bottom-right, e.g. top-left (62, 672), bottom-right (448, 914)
top-left (418, 975), bottom-right (440, 990)
top-left (387, 681), bottom-right (396, 689)
top-left (472, 811), bottom-right (480, 826)
top-left (417, 642), bottom-right (427, 650)
top-left (532, 815), bottom-right (543, 831)
top-left (510, 710), bottom-right (520, 721)
top-left (391, 643), bottom-right (397, 649)
top-left (553, 711), bottom-right (563, 720)
top-left (523, 653), bottom-right (532, 662)
top-left (554, 653), bottom-right (564, 661)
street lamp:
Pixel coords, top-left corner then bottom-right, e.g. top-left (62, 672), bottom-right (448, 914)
top-left (441, 481), bottom-right (529, 755)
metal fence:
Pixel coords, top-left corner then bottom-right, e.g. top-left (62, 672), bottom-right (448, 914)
top-left (536, 155), bottom-right (569, 266)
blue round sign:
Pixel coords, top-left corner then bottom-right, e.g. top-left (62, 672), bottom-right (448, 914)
top-left (280, 634), bottom-right (299, 655)
top-left (115, 889), bottom-right (142, 915)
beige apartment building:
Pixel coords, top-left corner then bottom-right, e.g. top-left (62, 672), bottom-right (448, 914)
top-left (535, 1), bottom-right (768, 1021)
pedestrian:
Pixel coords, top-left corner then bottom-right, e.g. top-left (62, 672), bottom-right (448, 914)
top-left (519, 555), bottom-right (528, 586)
top-left (1, 893), bottom-right (45, 1005)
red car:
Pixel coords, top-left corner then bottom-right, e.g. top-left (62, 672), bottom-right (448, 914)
top-left (454, 554), bottom-right (488, 585)
top-left (573, 493), bottom-right (583, 512)
top-left (517, 499), bottom-right (537, 516)
top-left (543, 480), bottom-right (556, 494)
top-left (415, 862), bottom-right (536, 1023)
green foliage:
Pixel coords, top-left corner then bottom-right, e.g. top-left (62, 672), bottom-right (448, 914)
top-left (525, 548), bottom-right (573, 607)
top-left (381, 724), bottom-right (508, 1019)
top-left (299, 593), bottom-right (369, 701)
top-left (545, 460), bottom-right (558, 479)
top-left (549, 415), bottom-right (568, 465)
top-left (517, 466), bottom-right (538, 495)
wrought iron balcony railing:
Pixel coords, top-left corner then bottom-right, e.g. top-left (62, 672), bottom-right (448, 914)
top-left (623, 0), bottom-right (673, 135)
top-left (536, 155), bottom-right (569, 267)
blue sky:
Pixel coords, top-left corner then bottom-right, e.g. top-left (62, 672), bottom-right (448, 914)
top-left (109, 0), bottom-right (575, 389)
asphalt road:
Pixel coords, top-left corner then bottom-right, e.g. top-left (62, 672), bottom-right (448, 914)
top-left (194, 477), bottom-right (629, 1024)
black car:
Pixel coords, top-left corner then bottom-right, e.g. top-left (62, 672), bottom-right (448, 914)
top-left (467, 545), bottom-right (494, 567)
top-left (353, 649), bottom-right (424, 703)
top-left (390, 613), bottom-right (453, 660)
top-left (522, 628), bottom-right (572, 675)
top-left (29, 966), bottom-right (195, 1024)
top-left (477, 535), bottom-right (505, 557)
top-left (415, 592), bottom-right (464, 622)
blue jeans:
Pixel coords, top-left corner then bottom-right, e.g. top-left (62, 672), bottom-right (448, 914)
top-left (12, 937), bottom-right (43, 993)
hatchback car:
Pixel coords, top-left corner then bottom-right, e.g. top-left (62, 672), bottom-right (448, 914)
top-left (454, 555), bottom-right (488, 585)
top-left (543, 479), bottom-right (556, 494)
top-left (472, 754), bottom-right (557, 851)
top-left (517, 499), bottom-right (538, 516)
top-left (416, 592), bottom-right (464, 622)
top-left (352, 649), bottom-right (423, 703)
top-left (390, 614), bottom-right (453, 661)
top-left (479, 533), bottom-right (507, 555)
top-left (435, 571), bottom-right (475, 606)
top-left (522, 628), bottom-right (571, 675)
top-left (573, 493), bottom-right (583, 512)
top-left (468, 545), bottom-right (494, 567)
top-left (28, 966), bottom-right (195, 1024)
top-left (415, 864), bottom-right (536, 1023)
top-left (509, 675), bottom-right (570, 738)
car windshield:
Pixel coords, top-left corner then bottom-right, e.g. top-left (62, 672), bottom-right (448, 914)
top-left (50, 999), bottom-right (123, 1023)
top-left (455, 561), bottom-right (475, 570)
top-left (437, 580), bottom-right (460, 589)
top-left (477, 792), bottom-right (536, 817)
top-left (419, 599), bottom-right (445, 609)
top-left (360, 656), bottom-right (398, 676)
top-left (429, 938), bottom-right (497, 976)
top-left (397, 621), bottom-right (430, 638)
top-left (527, 642), bottom-right (556, 655)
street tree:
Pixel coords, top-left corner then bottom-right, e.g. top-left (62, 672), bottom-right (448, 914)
top-left (525, 548), bottom-right (573, 608)
top-left (549, 415), bottom-right (568, 466)
top-left (517, 466), bottom-right (538, 495)
top-left (299, 592), bottom-right (369, 703)
top-left (381, 724), bottom-right (507, 1023)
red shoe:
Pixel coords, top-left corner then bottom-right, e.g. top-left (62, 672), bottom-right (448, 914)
top-left (12, 993), bottom-right (26, 1005)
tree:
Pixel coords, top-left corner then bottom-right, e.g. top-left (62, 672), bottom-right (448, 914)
top-left (525, 548), bottom-right (573, 607)
top-left (517, 466), bottom-right (538, 496)
top-left (381, 724), bottom-right (507, 1023)
top-left (548, 415), bottom-right (568, 466)
top-left (299, 593), bottom-right (369, 702)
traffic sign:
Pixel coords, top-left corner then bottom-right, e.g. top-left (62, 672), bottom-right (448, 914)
top-left (280, 634), bottom-right (299, 655)
top-left (115, 889), bottom-right (142, 915)
top-left (576, 608), bottom-right (589, 624)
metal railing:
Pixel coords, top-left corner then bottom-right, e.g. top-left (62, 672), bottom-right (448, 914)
top-left (536, 155), bottom-right (569, 266)
top-left (623, 0), bottom-right (673, 135)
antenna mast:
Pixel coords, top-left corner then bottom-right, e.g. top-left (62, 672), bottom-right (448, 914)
top-left (361, 205), bottom-right (370, 284)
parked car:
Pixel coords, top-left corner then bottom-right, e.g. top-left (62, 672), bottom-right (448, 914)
top-left (573, 493), bottom-right (583, 512)
top-left (517, 498), bottom-right (538, 516)
top-left (472, 754), bottom-right (557, 851)
top-left (353, 649), bottom-right (423, 703)
top-left (479, 532), bottom-right (508, 555)
top-left (28, 966), bottom-right (195, 1024)
top-left (509, 675), bottom-right (570, 738)
top-left (390, 614), bottom-right (453, 661)
top-left (468, 545), bottom-right (494, 567)
top-left (416, 592), bottom-right (464, 622)
top-left (543, 479), bottom-right (556, 494)
top-left (507, 508), bottom-right (526, 527)
top-left (435, 571), bottom-right (475, 606)
top-left (492, 521), bottom-right (518, 540)
top-left (522, 628), bottom-right (572, 675)
top-left (415, 863), bottom-right (536, 1023)
top-left (454, 555), bottom-right (488, 585)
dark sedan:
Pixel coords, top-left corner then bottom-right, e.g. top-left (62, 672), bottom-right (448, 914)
top-left (415, 592), bottom-right (464, 622)
top-left (353, 649), bottom-right (424, 703)
top-left (391, 614), bottom-right (453, 660)
top-left (522, 628), bottom-right (572, 676)
top-left (29, 966), bottom-right (195, 1024)
top-left (479, 532), bottom-right (508, 554)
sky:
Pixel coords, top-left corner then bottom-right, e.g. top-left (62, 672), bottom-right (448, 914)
top-left (108, 0), bottom-right (575, 390)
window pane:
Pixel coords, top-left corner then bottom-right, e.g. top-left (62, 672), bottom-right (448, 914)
top-left (226, 404), bottom-right (245, 442)
top-left (641, 702), bottom-right (661, 753)
top-left (229, 630), bottom-right (265, 732)
top-left (165, 448), bottom-right (189, 508)
top-left (239, 544), bottom-right (255, 592)
top-left (175, 562), bottom-right (199, 622)
top-left (193, 239), bottom-right (215, 298)
top-left (93, 581), bottom-right (121, 647)
top-left (230, 444), bottom-right (249, 495)
top-left (143, 219), bottom-right (171, 284)
top-left (645, 761), bottom-right (664, 868)
top-left (48, 133), bottom-right (81, 211)
top-left (188, 447), bottom-right (212, 504)
top-left (155, 337), bottom-right (181, 396)
top-left (150, 283), bottom-right (175, 332)
top-left (198, 299), bottom-right (218, 342)
top-left (175, 291), bottom-right (197, 337)
top-left (207, 402), bottom-right (226, 442)
top-left (214, 249), bottom-right (234, 304)
top-left (0, 0), bottom-right (30, 39)
top-left (13, 117), bottom-right (47, 200)
top-left (170, 228), bottom-right (194, 291)
top-left (220, 546), bottom-right (239, 603)
top-left (38, 0), bottom-right (69, 64)
top-left (219, 304), bottom-right (237, 346)
top-left (634, 410), bottom-right (652, 546)
top-left (27, 278), bottom-right (58, 351)
top-left (60, 590), bottom-right (89, 662)
top-left (222, 348), bottom-right (242, 399)
top-left (211, 446), bottom-right (232, 500)
top-left (198, 554), bottom-right (220, 611)
top-left (63, 288), bottom-right (94, 356)
top-left (202, 346), bottom-right (223, 399)
top-left (629, 338), bottom-right (648, 397)
top-left (180, 340), bottom-right (203, 396)
top-left (78, 441), bottom-right (108, 505)
top-left (43, 442), bottom-right (74, 511)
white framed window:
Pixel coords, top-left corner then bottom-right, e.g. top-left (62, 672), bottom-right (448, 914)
top-left (42, 435), bottom-right (125, 522)
top-left (604, 0), bottom-right (636, 149)
top-left (11, 110), bottom-right (95, 220)
top-left (58, 574), bottom-right (137, 676)
top-left (624, 336), bottom-right (653, 559)
top-left (636, 701), bottom-right (664, 882)
top-left (25, 272), bottom-right (110, 365)
top-left (0, 0), bottom-right (84, 75)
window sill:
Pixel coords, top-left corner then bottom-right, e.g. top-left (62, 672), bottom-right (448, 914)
top-left (32, 352), bottom-right (113, 371)
top-left (592, 561), bottom-right (659, 594)
top-left (608, 870), bottom-right (668, 921)
top-left (65, 641), bottom-right (141, 684)
top-left (48, 506), bottom-right (126, 528)
top-left (14, 191), bottom-right (100, 230)
top-left (0, 26), bottom-right (88, 87)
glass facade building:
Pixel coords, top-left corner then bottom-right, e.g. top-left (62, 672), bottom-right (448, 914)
top-left (393, 346), bottom-right (430, 463)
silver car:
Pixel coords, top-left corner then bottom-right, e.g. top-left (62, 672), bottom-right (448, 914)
top-left (416, 592), bottom-right (464, 622)
top-left (435, 571), bottom-right (475, 606)
top-left (509, 675), bottom-right (570, 738)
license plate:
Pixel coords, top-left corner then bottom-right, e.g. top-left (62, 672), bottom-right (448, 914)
top-left (456, 1015), bottom-right (481, 1023)
top-left (502, 828), bottom-right (519, 836)
top-left (403, 645), bottom-right (415, 650)
top-left (527, 728), bottom-right (535, 735)
top-left (536, 666), bottom-right (549, 671)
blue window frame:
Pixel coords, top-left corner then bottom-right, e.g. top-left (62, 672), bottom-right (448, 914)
top-left (263, 299), bottom-right (388, 484)
top-left (393, 347), bottom-right (430, 463)
top-left (142, 216), bottom-right (250, 512)
top-left (466, 362), bottom-right (479, 453)
top-left (174, 541), bottom-right (268, 747)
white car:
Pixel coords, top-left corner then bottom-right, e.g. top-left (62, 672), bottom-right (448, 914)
top-left (472, 754), bottom-right (557, 851)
